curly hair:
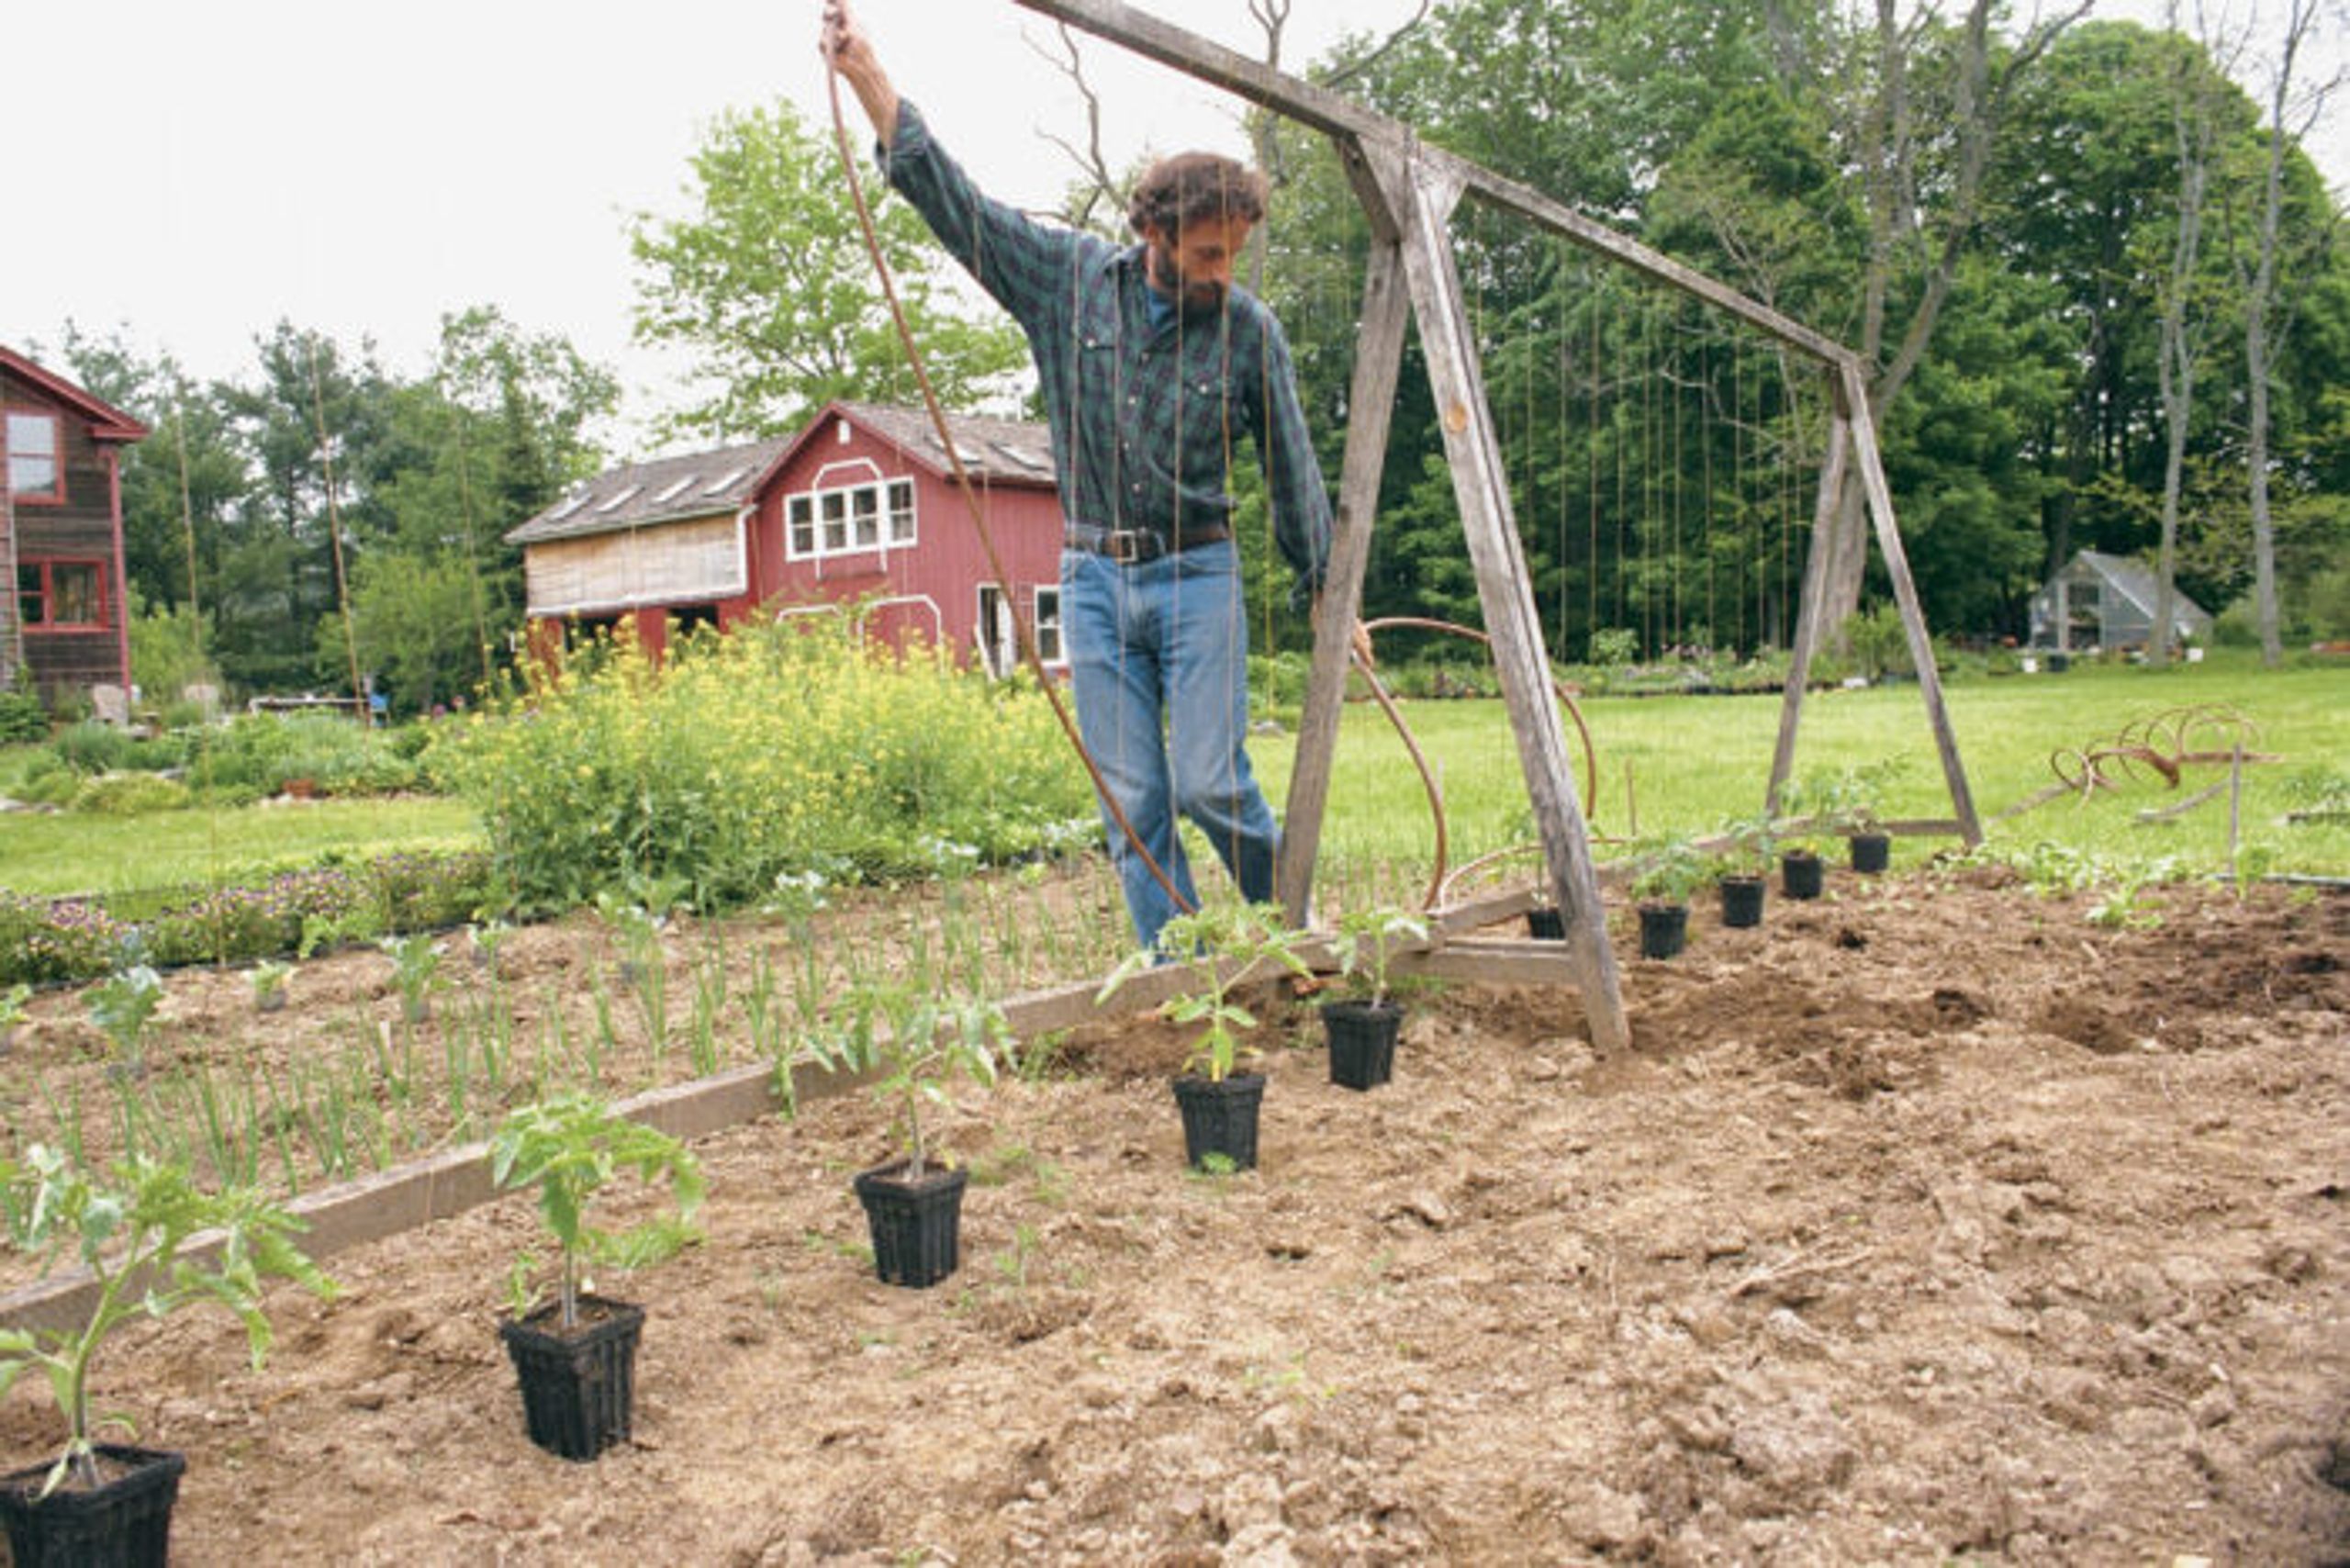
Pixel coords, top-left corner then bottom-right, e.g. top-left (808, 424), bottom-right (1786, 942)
top-left (1126, 152), bottom-right (1268, 239)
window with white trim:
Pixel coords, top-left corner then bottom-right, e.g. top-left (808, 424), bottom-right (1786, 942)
top-left (787, 476), bottom-right (915, 560)
top-left (1034, 586), bottom-right (1064, 664)
top-left (6, 411), bottom-right (62, 503)
top-left (17, 560), bottom-right (106, 630)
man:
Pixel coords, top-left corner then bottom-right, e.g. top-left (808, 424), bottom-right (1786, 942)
top-left (822, 1), bottom-right (1336, 951)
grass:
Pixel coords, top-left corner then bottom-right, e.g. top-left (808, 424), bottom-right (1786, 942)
top-left (0, 794), bottom-right (483, 899)
top-left (2, 653), bottom-right (2342, 905)
top-left (1248, 652), bottom-right (2350, 881)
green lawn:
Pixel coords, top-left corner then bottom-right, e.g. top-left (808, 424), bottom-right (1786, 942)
top-left (0, 796), bottom-right (484, 899)
top-left (3, 654), bottom-right (2343, 902)
top-left (1251, 653), bottom-right (2350, 880)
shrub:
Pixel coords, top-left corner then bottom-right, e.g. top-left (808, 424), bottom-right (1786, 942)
top-left (50, 720), bottom-right (141, 775)
top-left (0, 687), bottom-right (47, 745)
top-left (141, 883), bottom-right (302, 968)
top-left (16, 765), bottom-right (82, 809)
top-left (1588, 627), bottom-right (1640, 666)
top-left (431, 616), bottom-right (1092, 911)
top-left (195, 711), bottom-right (421, 797)
top-left (0, 851), bottom-right (496, 983)
top-left (72, 771), bottom-right (194, 815)
top-left (0, 895), bottom-right (126, 985)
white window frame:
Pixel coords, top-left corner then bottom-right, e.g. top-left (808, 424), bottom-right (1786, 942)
top-left (786, 475), bottom-right (916, 562)
top-left (1033, 585), bottom-right (1064, 666)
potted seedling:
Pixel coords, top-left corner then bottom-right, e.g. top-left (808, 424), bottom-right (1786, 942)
top-left (0, 983), bottom-right (29, 1054)
top-left (248, 960), bottom-right (294, 1015)
top-left (1827, 762), bottom-right (1899, 873)
top-left (1627, 837), bottom-right (1709, 960)
top-left (489, 1093), bottom-right (704, 1462)
top-left (84, 966), bottom-right (164, 1079)
top-left (0, 1146), bottom-right (335, 1567)
top-left (1525, 892), bottom-right (1565, 942)
top-left (1714, 815), bottom-right (1775, 929)
top-left (1790, 763), bottom-right (1899, 877)
top-left (841, 979), bottom-right (1013, 1290)
top-left (1321, 906), bottom-right (1429, 1092)
top-left (1101, 902), bottom-right (1313, 1172)
top-left (1769, 785), bottom-right (1829, 902)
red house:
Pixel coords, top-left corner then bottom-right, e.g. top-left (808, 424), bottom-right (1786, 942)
top-left (2, 346), bottom-right (146, 707)
top-left (509, 402), bottom-right (1065, 675)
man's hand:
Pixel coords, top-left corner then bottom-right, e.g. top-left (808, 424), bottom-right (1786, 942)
top-left (821, 0), bottom-right (900, 142)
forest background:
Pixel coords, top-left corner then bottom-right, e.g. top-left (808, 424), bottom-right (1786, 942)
top-left (20, 0), bottom-right (2348, 717)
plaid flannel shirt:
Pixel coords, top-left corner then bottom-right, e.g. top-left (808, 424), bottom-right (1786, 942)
top-left (879, 100), bottom-right (1332, 606)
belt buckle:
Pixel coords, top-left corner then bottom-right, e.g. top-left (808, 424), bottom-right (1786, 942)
top-left (1104, 529), bottom-right (1149, 564)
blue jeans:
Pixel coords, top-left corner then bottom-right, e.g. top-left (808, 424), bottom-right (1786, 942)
top-left (1062, 542), bottom-right (1279, 951)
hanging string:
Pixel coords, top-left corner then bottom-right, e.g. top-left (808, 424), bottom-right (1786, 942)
top-left (1699, 328), bottom-right (1715, 653)
top-left (1670, 299), bottom-right (1684, 653)
top-left (1555, 246), bottom-right (1570, 659)
top-left (1730, 327), bottom-right (1745, 653)
top-left (1585, 265), bottom-right (1600, 650)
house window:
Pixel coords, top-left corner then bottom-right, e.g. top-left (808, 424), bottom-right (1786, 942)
top-left (6, 411), bottom-right (62, 503)
top-left (785, 476), bottom-right (918, 561)
top-left (1034, 586), bottom-right (1063, 665)
top-left (17, 560), bottom-right (106, 630)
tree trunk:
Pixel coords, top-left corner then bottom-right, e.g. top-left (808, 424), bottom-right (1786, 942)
top-left (1817, 0), bottom-right (2085, 647)
top-left (2154, 1), bottom-right (2217, 668)
top-left (2243, 0), bottom-right (2315, 669)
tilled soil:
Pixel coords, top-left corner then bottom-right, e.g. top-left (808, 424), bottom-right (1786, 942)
top-left (2, 873), bottom-right (2346, 1565)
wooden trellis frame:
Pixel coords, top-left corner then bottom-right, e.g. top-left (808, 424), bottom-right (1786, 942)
top-left (1014, 0), bottom-right (1985, 1057)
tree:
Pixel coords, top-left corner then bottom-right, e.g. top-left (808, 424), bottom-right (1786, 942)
top-left (2240, 0), bottom-right (2344, 664)
top-left (1809, 0), bottom-right (2090, 644)
top-left (629, 100), bottom-right (1025, 442)
top-left (2148, 1), bottom-right (2258, 664)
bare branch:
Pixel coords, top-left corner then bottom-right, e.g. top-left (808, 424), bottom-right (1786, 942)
top-left (1023, 20), bottom-right (1124, 232)
top-left (1319, 1), bottom-right (1432, 89)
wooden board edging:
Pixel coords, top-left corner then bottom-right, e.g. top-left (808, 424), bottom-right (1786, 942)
top-left (0, 887), bottom-right (1562, 1337)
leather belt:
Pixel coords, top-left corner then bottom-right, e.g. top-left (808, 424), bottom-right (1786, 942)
top-left (1064, 522), bottom-right (1229, 564)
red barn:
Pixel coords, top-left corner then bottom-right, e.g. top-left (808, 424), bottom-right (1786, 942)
top-left (2, 346), bottom-right (147, 708)
top-left (509, 402), bottom-right (1065, 675)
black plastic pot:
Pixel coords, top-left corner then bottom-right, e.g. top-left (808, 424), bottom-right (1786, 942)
top-left (852, 1159), bottom-right (969, 1289)
top-left (499, 1294), bottom-right (645, 1462)
top-left (1637, 902), bottom-right (1689, 960)
top-left (1718, 874), bottom-right (1766, 928)
top-left (1781, 849), bottom-right (1824, 902)
top-left (1849, 832), bottom-right (1891, 874)
top-left (1172, 1071), bottom-right (1266, 1170)
top-left (0, 1444), bottom-right (185, 1568)
top-left (1526, 906), bottom-right (1565, 941)
top-left (1323, 999), bottom-right (1403, 1092)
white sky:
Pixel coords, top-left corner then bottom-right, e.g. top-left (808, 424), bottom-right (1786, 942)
top-left (7, 0), bottom-right (2342, 456)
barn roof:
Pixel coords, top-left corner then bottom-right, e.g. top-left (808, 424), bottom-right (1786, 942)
top-left (508, 404), bottom-right (1056, 547)
top-left (0, 345), bottom-right (149, 442)
top-left (822, 401), bottom-right (1056, 485)
top-left (508, 436), bottom-right (792, 545)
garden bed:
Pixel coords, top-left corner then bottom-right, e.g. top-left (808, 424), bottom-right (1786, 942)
top-left (1, 874), bottom-right (2345, 1562)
